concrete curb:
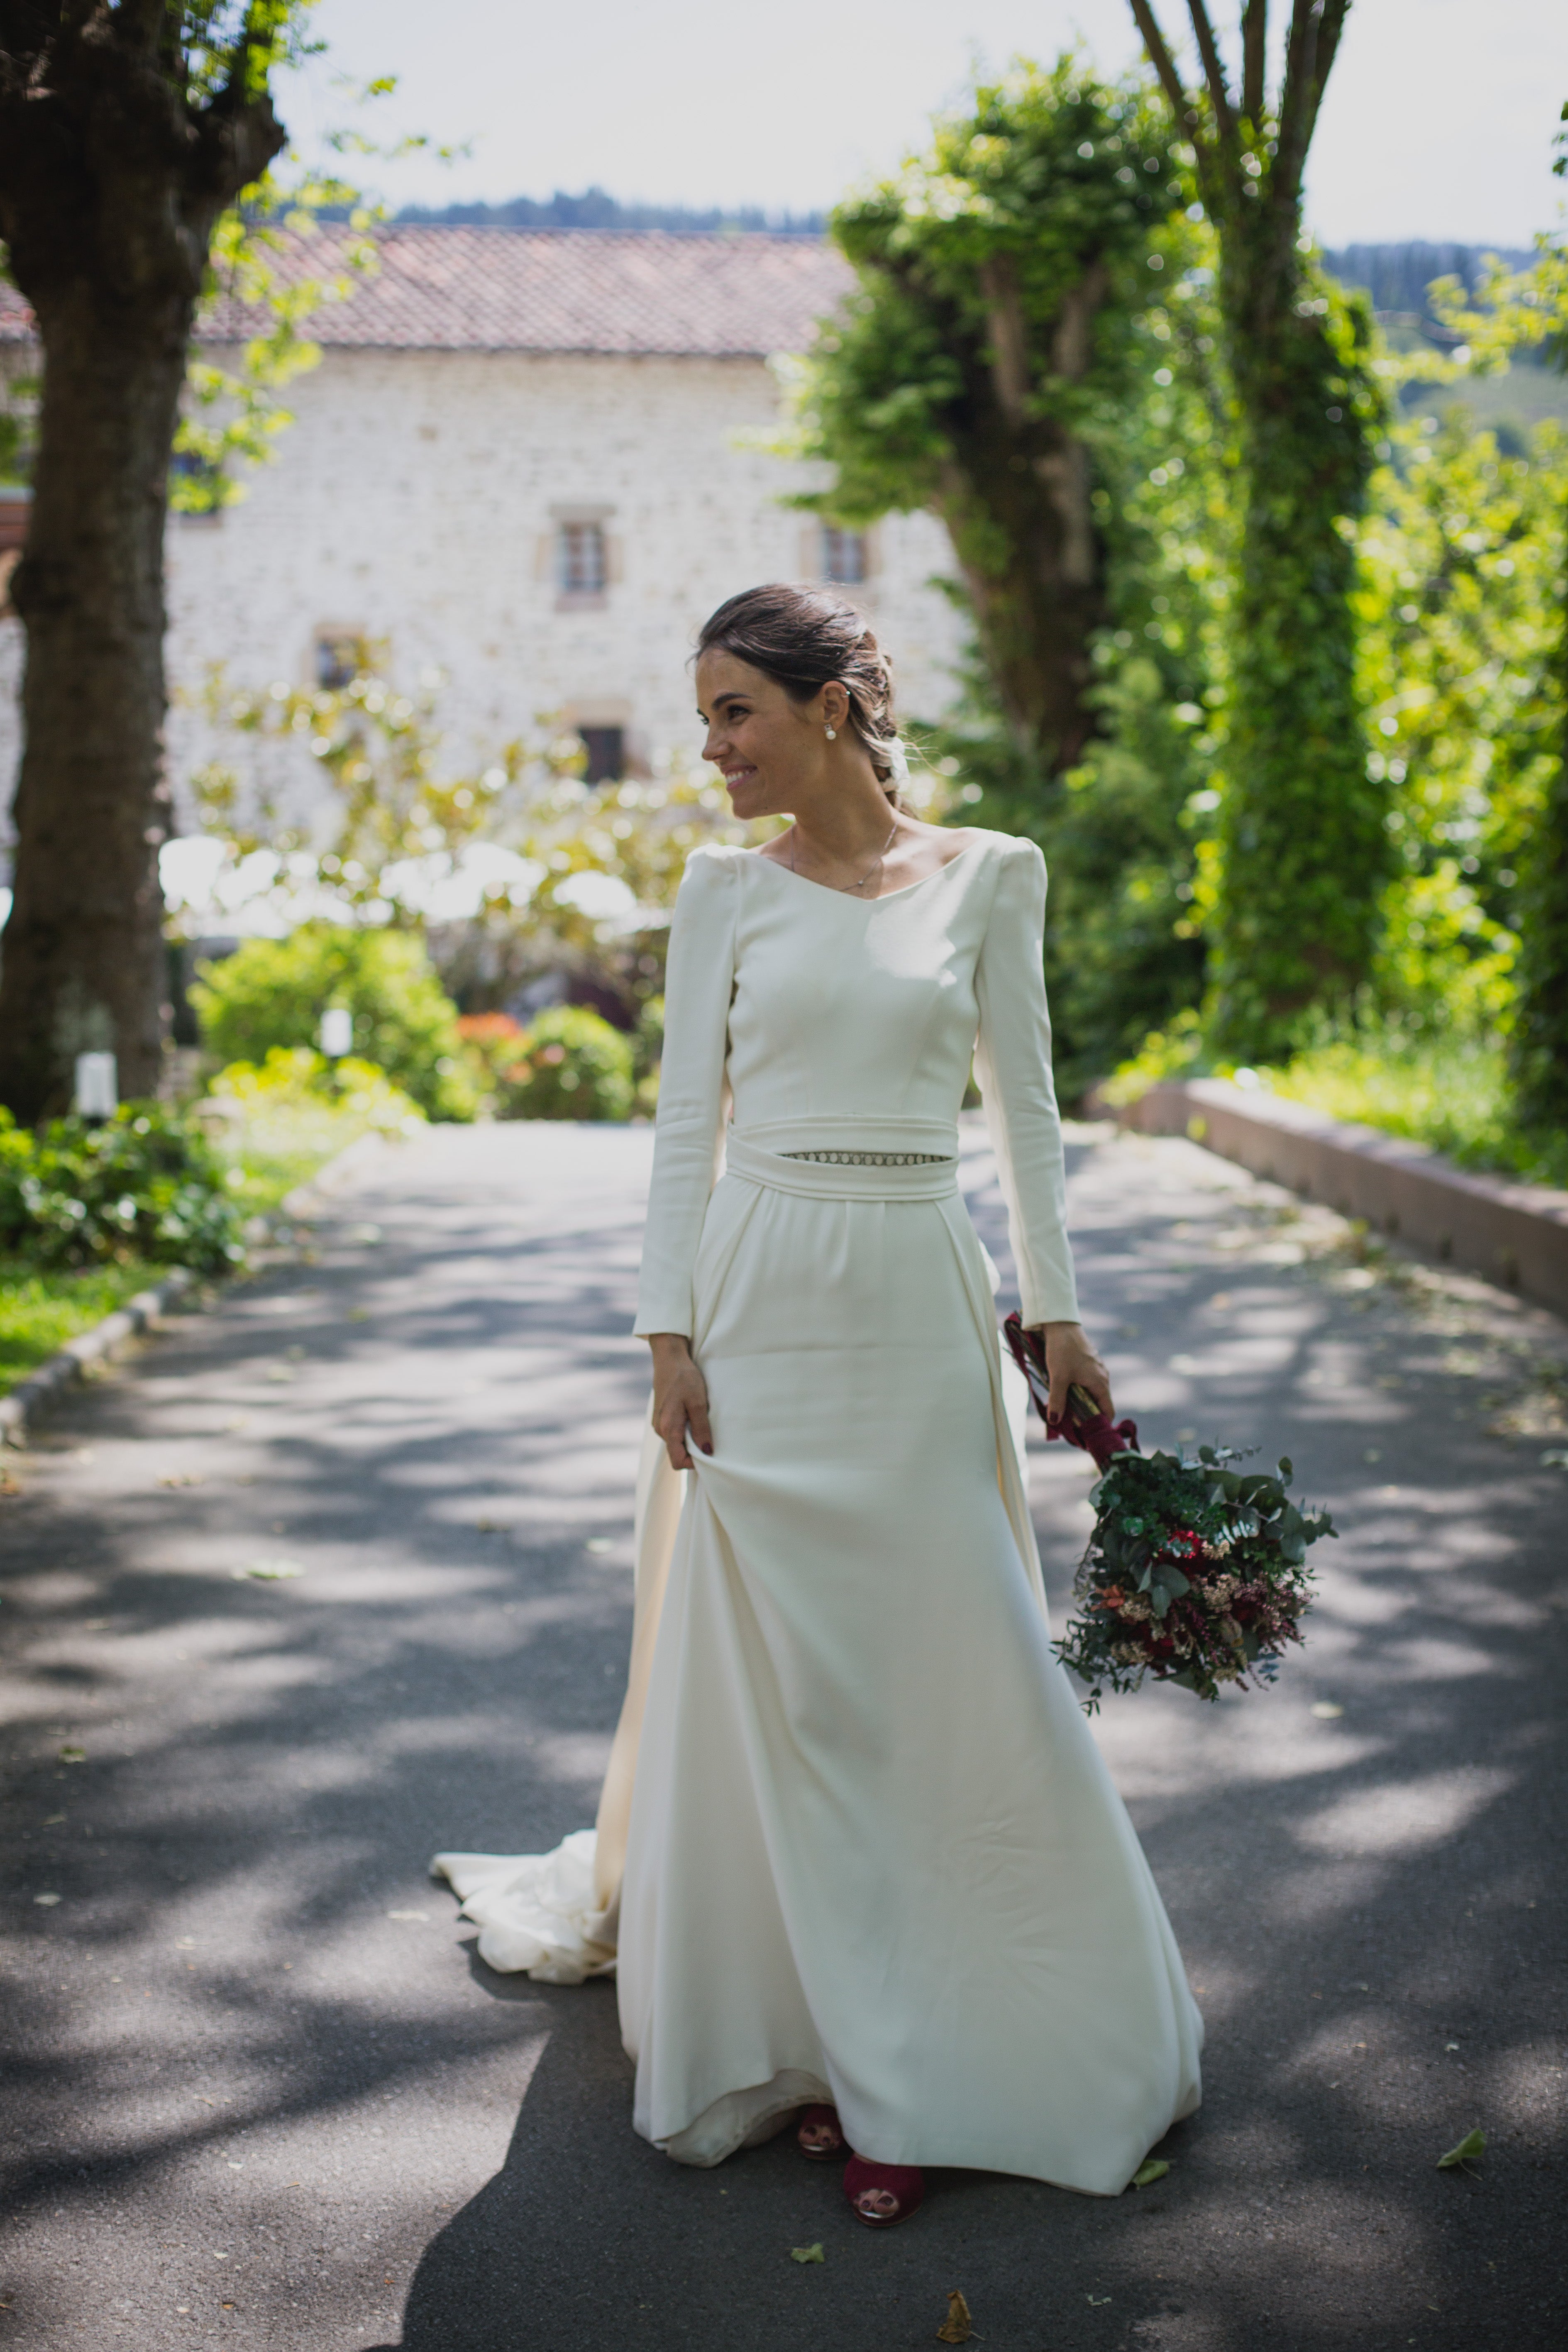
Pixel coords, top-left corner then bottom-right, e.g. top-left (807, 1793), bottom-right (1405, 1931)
top-left (0, 1267), bottom-right (195, 1448)
top-left (1095, 1076), bottom-right (1568, 1318)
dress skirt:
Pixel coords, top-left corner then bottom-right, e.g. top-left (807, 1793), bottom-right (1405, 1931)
top-left (612, 1136), bottom-right (1202, 2195)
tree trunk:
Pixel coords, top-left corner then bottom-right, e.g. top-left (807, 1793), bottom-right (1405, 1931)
top-left (0, 8), bottom-right (286, 1122)
top-left (2, 284), bottom-right (189, 1116)
top-left (931, 256), bottom-right (1108, 776)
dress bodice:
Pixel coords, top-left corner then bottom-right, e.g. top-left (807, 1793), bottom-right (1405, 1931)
top-left (633, 830), bottom-right (1079, 1337)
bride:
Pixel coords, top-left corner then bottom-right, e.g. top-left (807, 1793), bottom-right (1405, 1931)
top-left (435, 582), bottom-right (1202, 2226)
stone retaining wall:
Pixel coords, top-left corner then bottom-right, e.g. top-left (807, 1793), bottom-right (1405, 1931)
top-left (1100, 1077), bottom-right (1568, 1320)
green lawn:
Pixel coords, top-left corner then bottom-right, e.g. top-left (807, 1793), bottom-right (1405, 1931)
top-left (0, 1256), bottom-right (162, 1397)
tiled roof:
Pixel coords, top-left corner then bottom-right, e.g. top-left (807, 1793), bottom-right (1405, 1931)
top-left (0, 227), bottom-right (852, 357)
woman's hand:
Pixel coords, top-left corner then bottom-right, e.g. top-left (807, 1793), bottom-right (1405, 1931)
top-left (648, 1334), bottom-right (713, 1471)
top-left (1038, 1320), bottom-right (1113, 1427)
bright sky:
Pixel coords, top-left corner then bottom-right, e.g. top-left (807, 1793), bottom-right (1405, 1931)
top-left (291, 0), bottom-right (1567, 249)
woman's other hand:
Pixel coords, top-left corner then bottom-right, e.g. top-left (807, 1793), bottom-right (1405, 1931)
top-left (649, 1334), bottom-right (714, 1470)
top-left (1038, 1320), bottom-right (1113, 1426)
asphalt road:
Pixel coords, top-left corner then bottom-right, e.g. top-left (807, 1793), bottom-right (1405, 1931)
top-left (2, 1117), bottom-right (1564, 2352)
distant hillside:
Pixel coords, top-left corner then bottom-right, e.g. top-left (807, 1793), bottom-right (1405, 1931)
top-left (1324, 242), bottom-right (1534, 332)
top-left (397, 186), bottom-right (828, 237)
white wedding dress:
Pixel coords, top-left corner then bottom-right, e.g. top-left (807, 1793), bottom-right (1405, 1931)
top-left (434, 831), bottom-right (1202, 2195)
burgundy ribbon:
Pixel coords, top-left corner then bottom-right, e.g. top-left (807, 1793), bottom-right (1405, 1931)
top-left (1001, 1311), bottom-right (1139, 1473)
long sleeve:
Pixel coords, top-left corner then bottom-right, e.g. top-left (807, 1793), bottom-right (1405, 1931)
top-left (633, 848), bottom-right (739, 1338)
top-left (972, 838), bottom-right (1080, 1327)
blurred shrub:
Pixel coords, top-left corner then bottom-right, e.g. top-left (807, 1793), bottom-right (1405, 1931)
top-left (191, 924), bottom-right (475, 1119)
top-left (208, 1047), bottom-right (427, 1135)
top-left (632, 996), bottom-right (664, 1116)
top-left (471, 1005), bottom-right (635, 1122)
top-left (0, 1104), bottom-right (246, 1274)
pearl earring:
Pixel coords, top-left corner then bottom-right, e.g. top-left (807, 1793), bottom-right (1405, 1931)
top-left (824, 725), bottom-right (837, 740)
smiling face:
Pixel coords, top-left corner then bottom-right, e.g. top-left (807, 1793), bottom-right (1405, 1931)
top-left (695, 648), bottom-right (840, 822)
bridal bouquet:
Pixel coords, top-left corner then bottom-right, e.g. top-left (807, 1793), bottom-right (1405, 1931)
top-left (1003, 1316), bottom-right (1336, 1712)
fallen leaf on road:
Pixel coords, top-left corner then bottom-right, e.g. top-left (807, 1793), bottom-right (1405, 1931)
top-left (789, 2243), bottom-right (825, 2264)
top-left (585, 1537), bottom-right (613, 1553)
top-left (58, 1745), bottom-right (86, 1763)
top-left (1541, 1449), bottom-right (1568, 1469)
top-left (1131, 2159), bottom-right (1170, 2187)
top-left (1437, 2127), bottom-right (1485, 2173)
top-left (33, 1891), bottom-right (61, 1906)
top-left (937, 2287), bottom-right (975, 2342)
top-left (1087, 2293), bottom-right (1112, 2306)
top-left (387, 1910), bottom-right (429, 1922)
top-left (1311, 1702), bottom-right (1345, 1719)
top-left (234, 1560), bottom-right (304, 1581)
top-left (156, 1472), bottom-right (204, 1488)
top-left (42, 1814), bottom-right (65, 1826)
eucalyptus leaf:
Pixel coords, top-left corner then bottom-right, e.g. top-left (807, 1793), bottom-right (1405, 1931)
top-left (1131, 2159), bottom-right (1170, 2187)
top-left (1436, 2128), bottom-right (1486, 2172)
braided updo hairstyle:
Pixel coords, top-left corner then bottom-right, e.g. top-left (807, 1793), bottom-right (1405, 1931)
top-left (696, 584), bottom-right (902, 799)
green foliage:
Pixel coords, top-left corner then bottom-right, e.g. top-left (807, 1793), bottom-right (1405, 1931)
top-left (1210, 255), bottom-right (1386, 1054)
top-left (1429, 223), bottom-right (1568, 1137)
top-left (1258, 1031), bottom-right (1568, 1189)
top-left (1129, 3), bottom-right (1386, 1053)
top-left (174, 178), bottom-right (379, 515)
top-left (183, 654), bottom-right (769, 1021)
top-left (190, 924), bottom-right (474, 1119)
top-left (208, 1044), bottom-right (426, 1130)
top-left (188, 647), bottom-right (543, 899)
top-left (791, 56), bottom-right (1187, 520)
top-left (1356, 410), bottom-right (1564, 1031)
top-left (0, 1104), bottom-right (245, 1276)
top-left (931, 645), bottom-right (1213, 1098)
top-left (486, 1006), bottom-right (635, 1123)
top-left (203, 1049), bottom-right (425, 1216)
top-left (918, 233), bottom-right (1230, 1092)
top-left (780, 54), bottom-right (1193, 772)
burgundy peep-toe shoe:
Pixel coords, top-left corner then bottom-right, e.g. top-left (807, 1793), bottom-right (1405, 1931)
top-left (796, 2103), bottom-right (845, 2161)
top-left (843, 2154), bottom-right (925, 2226)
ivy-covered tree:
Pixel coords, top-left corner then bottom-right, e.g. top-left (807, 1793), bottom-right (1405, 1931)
top-left (785, 56), bottom-right (1190, 777)
top-left (1129, 1), bottom-right (1385, 1058)
top-left (0, 3), bottom-right (323, 1121)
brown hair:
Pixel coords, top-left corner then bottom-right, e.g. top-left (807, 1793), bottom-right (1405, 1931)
top-left (696, 583), bottom-right (901, 795)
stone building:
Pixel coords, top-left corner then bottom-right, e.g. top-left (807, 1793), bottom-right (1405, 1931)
top-left (0, 228), bottom-right (964, 870)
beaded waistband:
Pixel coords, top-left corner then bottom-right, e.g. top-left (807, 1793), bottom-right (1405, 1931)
top-left (779, 1148), bottom-right (953, 1167)
top-left (724, 1125), bottom-right (962, 1202)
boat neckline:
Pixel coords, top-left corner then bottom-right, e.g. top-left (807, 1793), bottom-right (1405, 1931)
top-left (744, 835), bottom-right (984, 904)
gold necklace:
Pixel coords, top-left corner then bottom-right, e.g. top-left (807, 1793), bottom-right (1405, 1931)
top-left (790, 816), bottom-right (901, 894)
